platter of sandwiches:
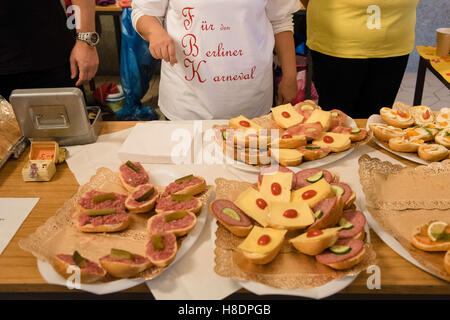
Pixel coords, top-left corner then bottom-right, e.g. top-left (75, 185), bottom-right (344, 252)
top-left (211, 165), bottom-right (376, 292)
top-left (19, 161), bottom-right (212, 294)
top-left (214, 100), bottom-right (371, 172)
top-left (367, 102), bottom-right (450, 164)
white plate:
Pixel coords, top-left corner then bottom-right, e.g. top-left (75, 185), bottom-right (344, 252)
top-left (366, 114), bottom-right (428, 165)
top-left (227, 117), bottom-right (358, 173)
top-left (37, 167), bottom-right (209, 295)
top-left (212, 220), bottom-right (371, 299)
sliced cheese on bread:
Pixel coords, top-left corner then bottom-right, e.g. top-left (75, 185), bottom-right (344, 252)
top-left (291, 178), bottom-right (334, 208)
top-left (271, 104), bottom-right (304, 129)
top-left (268, 201), bottom-right (315, 230)
top-left (312, 132), bottom-right (351, 153)
top-left (259, 171), bottom-right (293, 203)
top-left (238, 226), bottom-right (287, 254)
top-left (234, 187), bottom-right (270, 227)
top-left (304, 109), bottom-right (332, 132)
top-left (229, 115), bottom-right (263, 131)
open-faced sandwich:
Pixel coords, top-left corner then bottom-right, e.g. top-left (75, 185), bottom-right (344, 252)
top-left (119, 161), bottom-right (150, 191)
top-left (52, 251), bottom-right (106, 283)
top-left (411, 220), bottom-right (450, 252)
top-left (99, 248), bottom-right (152, 278)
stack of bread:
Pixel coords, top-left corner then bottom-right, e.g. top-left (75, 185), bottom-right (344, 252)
top-left (370, 102), bottom-right (450, 162)
top-left (52, 161), bottom-right (207, 283)
top-left (210, 165), bottom-right (369, 270)
top-left (215, 100), bottom-right (368, 167)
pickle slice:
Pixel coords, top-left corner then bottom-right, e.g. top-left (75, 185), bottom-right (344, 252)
top-left (351, 127), bottom-right (361, 134)
top-left (314, 210), bottom-right (323, 219)
top-left (165, 211), bottom-right (188, 222)
top-left (86, 208), bottom-right (116, 216)
top-left (72, 251), bottom-right (87, 268)
top-left (170, 194), bottom-right (194, 202)
top-left (135, 187), bottom-right (155, 202)
top-left (110, 248), bottom-right (133, 260)
top-left (125, 161), bottom-right (140, 173)
top-left (92, 192), bottom-right (116, 204)
top-left (222, 207), bottom-right (241, 221)
top-left (152, 235), bottom-right (165, 251)
top-left (175, 174), bottom-right (194, 184)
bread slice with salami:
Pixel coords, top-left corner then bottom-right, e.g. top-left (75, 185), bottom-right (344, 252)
top-left (161, 175), bottom-right (207, 197)
top-left (147, 210), bottom-right (197, 237)
top-left (119, 161), bottom-right (150, 192)
top-left (209, 199), bottom-right (253, 237)
top-left (146, 232), bottom-right (178, 267)
top-left (99, 249), bottom-right (152, 278)
top-left (52, 251), bottom-right (106, 283)
top-left (338, 210), bottom-right (366, 240)
top-left (330, 182), bottom-right (356, 209)
top-left (125, 184), bottom-right (159, 214)
top-left (307, 196), bottom-right (344, 231)
top-left (315, 238), bottom-right (366, 270)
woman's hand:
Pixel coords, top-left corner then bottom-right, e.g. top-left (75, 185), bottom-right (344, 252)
top-left (277, 75), bottom-right (298, 105)
top-left (148, 28), bottom-right (178, 66)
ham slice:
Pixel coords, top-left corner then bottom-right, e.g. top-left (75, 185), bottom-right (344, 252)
top-left (285, 122), bottom-right (323, 140)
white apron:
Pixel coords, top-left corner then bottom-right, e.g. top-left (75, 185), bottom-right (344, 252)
top-left (133, 0), bottom-right (299, 120)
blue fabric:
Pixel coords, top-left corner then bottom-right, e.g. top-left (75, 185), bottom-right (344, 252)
top-left (118, 8), bottom-right (158, 121)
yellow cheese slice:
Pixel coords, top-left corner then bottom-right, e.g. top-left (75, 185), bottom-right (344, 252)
top-left (238, 226), bottom-right (287, 254)
top-left (234, 187), bottom-right (270, 227)
top-left (268, 201), bottom-right (315, 230)
top-left (229, 115), bottom-right (262, 131)
top-left (304, 109), bottom-right (331, 131)
top-left (312, 132), bottom-right (351, 153)
top-left (260, 171), bottom-right (293, 203)
top-left (291, 178), bottom-right (334, 208)
top-left (271, 104), bottom-right (304, 129)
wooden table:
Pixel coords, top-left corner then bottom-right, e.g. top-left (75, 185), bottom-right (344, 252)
top-left (0, 120), bottom-right (449, 299)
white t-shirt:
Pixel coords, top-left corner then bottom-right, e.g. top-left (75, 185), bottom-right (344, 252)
top-left (132, 0), bottom-right (300, 120)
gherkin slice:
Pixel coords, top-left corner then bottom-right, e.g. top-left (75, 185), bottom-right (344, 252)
top-left (175, 174), bottom-right (194, 184)
top-left (86, 208), bottom-right (116, 216)
top-left (92, 192), bottom-right (116, 204)
top-left (110, 248), bottom-right (133, 260)
top-left (135, 187), bottom-right (155, 202)
top-left (125, 161), bottom-right (140, 173)
top-left (170, 194), bottom-right (194, 202)
top-left (152, 235), bottom-right (165, 251)
top-left (73, 251), bottom-right (87, 268)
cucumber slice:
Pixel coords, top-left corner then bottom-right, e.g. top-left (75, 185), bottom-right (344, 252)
top-left (331, 185), bottom-right (345, 196)
top-left (351, 127), bottom-right (361, 134)
top-left (339, 217), bottom-right (354, 230)
top-left (305, 146), bottom-right (320, 150)
top-left (330, 245), bottom-right (351, 255)
top-left (314, 210), bottom-right (323, 219)
top-left (306, 171), bottom-right (323, 183)
top-left (222, 207), bottom-right (241, 221)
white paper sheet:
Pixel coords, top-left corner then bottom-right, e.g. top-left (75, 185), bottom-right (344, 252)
top-left (0, 198), bottom-right (39, 254)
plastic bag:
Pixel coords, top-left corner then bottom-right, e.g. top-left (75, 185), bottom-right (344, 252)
top-left (118, 7), bottom-right (158, 121)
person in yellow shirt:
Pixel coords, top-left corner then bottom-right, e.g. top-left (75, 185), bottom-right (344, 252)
top-left (301, 0), bottom-right (420, 118)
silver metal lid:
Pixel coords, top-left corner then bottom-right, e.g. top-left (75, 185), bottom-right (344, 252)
top-left (9, 88), bottom-right (91, 139)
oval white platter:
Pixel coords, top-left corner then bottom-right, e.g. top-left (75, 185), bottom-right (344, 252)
top-left (37, 168), bottom-right (209, 295)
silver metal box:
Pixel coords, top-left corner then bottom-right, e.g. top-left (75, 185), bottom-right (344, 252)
top-left (9, 88), bottom-right (102, 146)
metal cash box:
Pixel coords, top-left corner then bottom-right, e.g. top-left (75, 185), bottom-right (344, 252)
top-left (9, 88), bottom-right (102, 146)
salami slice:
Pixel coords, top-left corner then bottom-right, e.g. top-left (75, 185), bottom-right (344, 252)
top-left (329, 109), bottom-right (348, 131)
top-left (285, 122), bottom-right (323, 140)
top-left (338, 210), bottom-right (366, 239)
top-left (331, 182), bottom-right (353, 205)
top-left (294, 168), bottom-right (334, 189)
top-left (331, 126), bottom-right (368, 142)
top-left (316, 239), bottom-right (364, 264)
top-left (210, 199), bottom-right (252, 227)
top-left (258, 165), bottom-right (296, 188)
top-left (308, 197), bottom-right (343, 230)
